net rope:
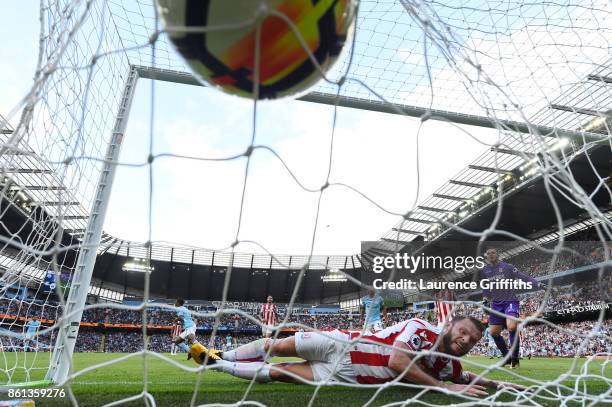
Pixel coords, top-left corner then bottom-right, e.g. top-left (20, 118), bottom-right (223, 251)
top-left (0, 0), bottom-right (610, 406)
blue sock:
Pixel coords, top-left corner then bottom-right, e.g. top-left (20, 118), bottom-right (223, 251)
top-left (178, 342), bottom-right (190, 353)
top-left (492, 335), bottom-right (508, 356)
top-left (509, 330), bottom-right (520, 359)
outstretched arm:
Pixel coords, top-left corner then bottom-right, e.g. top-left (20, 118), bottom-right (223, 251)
top-left (388, 341), bottom-right (488, 397)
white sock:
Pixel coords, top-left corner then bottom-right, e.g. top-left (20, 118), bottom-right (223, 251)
top-left (223, 338), bottom-right (269, 362)
top-left (214, 361), bottom-right (272, 383)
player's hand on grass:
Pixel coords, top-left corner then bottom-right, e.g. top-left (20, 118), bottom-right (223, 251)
top-left (496, 381), bottom-right (527, 391)
top-left (445, 383), bottom-right (489, 397)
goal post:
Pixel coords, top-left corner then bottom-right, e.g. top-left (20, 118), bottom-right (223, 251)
top-left (45, 66), bottom-right (140, 385)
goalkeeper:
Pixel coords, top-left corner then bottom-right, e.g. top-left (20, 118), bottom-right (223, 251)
top-left (479, 248), bottom-right (549, 368)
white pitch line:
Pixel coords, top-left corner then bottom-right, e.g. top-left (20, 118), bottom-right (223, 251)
top-left (72, 380), bottom-right (193, 385)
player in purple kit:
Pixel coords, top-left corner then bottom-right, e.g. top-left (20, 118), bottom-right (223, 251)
top-left (479, 248), bottom-right (545, 369)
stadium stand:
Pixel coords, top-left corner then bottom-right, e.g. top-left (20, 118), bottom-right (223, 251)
top-left (1, 228), bottom-right (609, 360)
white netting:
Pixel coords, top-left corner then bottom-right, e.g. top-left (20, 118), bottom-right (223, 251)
top-left (0, 0), bottom-right (610, 406)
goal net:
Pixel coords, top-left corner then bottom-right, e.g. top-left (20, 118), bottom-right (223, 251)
top-left (0, 0), bottom-right (610, 405)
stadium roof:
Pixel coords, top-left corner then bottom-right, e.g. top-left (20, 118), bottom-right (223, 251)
top-left (377, 61), bottom-right (612, 251)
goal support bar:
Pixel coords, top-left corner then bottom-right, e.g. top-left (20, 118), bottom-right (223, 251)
top-left (45, 66), bottom-right (139, 385)
top-left (134, 65), bottom-right (605, 144)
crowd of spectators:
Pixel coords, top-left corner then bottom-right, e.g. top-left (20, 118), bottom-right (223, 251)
top-left (2, 230), bottom-right (610, 358)
top-left (3, 280), bottom-right (608, 336)
top-left (71, 274), bottom-right (610, 331)
top-left (62, 318), bottom-right (612, 358)
top-left (469, 320), bottom-right (611, 357)
top-left (0, 297), bottom-right (60, 322)
top-left (3, 299), bottom-right (609, 358)
top-left (523, 320), bottom-right (611, 357)
top-left (506, 239), bottom-right (610, 279)
top-left (74, 331), bottom-right (101, 352)
top-left (78, 307), bottom-right (434, 331)
top-left (518, 277), bottom-right (611, 315)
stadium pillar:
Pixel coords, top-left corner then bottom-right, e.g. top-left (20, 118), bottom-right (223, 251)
top-left (45, 66), bottom-right (139, 385)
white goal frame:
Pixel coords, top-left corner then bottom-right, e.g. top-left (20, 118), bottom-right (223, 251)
top-left (42, 62), bottom-right (607, 386)
top-left (45, 66), bottom-right (139, 385)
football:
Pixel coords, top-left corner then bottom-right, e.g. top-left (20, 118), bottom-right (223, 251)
top-left (157, 0), bottom-right (356, 99)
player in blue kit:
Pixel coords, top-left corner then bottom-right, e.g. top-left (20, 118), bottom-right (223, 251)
top-left (173, 298), bottom-right (203, 360)
top-left (479, 248), bottom-right (546, 368)
top-left (24, 318), bottom-right (41, 352)
top-left (360, 288), bottom-right (387, 332)
top-left (174, 298), bottom-right (223, 365)
top-left (483, 326), bottom-right (500, 359)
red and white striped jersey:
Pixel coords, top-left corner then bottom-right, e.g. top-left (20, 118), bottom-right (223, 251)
top-left (260, 303), bottom-right (277, 326)
top-left (347, 318), bottom-right (466, 384)
top-left (435, 290), bottom-right (456, 328)
top-left (171, 324), bottom-right (182, 337)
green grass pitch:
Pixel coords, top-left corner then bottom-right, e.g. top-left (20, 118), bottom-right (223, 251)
top-left (1, 353), bottom-right (610, 406)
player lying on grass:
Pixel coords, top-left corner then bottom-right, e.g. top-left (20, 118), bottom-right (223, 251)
top-left (192, 316), bottom-right (526, 397)
top-left (173, 298), bottom-right (203, 360)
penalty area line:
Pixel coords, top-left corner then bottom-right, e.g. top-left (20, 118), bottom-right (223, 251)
top-left (71, 380), bottom-right (193, 385)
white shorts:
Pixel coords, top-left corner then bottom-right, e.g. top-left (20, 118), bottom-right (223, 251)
top-left (294, 330), bottom-right (356, 384)
top-left (179, 325), bottom-right (196, 339)
top-left (366, 321), bottom-right (383, 332)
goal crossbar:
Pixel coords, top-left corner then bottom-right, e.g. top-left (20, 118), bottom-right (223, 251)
top-left (134, 65), bottom-right (606, 144)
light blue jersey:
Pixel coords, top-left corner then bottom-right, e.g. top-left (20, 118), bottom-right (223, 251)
top-left (361, 294), bottom-right (384, 323)
top-left (176, 306), bottom-right (194, 329)
top-left (485, 327), bottom-right (495, 345)
top-left (485, 326), bottom-right (500, 357)
top-left (26, 320), bottom-right (40, 337)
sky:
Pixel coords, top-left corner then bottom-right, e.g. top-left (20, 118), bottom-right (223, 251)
top-left (0, 1), bottom-right (535, 256)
